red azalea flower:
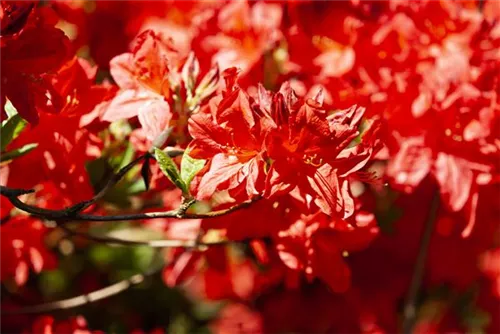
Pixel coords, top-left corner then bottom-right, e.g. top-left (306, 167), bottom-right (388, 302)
top-left (263, 84), bottom-right (381, 217)
top-left (102, 29), bottom-right (219, 144)
top-left (1, 3), bottom-right (72, 124)
top-left (189, 73), bottom-right (380, 215)
top-left (196, 0), bottom-right (283, 87)
top-left (101, 30), bottom-right (177, 137)
top-left (387, 83), bottom-right (499, 236)
top-left (188, 75), bottom-right (270, 200)
top-left (209, 303), bottom-right (263, 334)
top-left (0, 216), bottom-right (57, 286)
top-left (275, 208), bottom-right (378, 293)
top-left (6, 112), bottom-right (100, 205)
top-left (41, 57), bottom-right (117, 120)
top-left (25, 315), bottom-right (103, 334)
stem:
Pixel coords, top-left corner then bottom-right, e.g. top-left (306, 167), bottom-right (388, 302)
top-left (0, 148), bottom-right (187, 221)
top-left (2, 268), bottom-right (160, 315)
top-left (402, 192), bottom-right (440, 334)
top-left (59, 224), bottom-right (235, 249)
top-left (0, 153), bottom-right (149, 221)
top-left (72, 197), bottom-right (259, 222)
top-left (69, 154), bottom-right (149, 213)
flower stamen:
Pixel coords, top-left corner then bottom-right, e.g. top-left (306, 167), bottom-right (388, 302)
top-left (303, 153), bottom-right (323, 167)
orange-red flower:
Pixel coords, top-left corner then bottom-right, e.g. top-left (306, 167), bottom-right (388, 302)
top-left (262, 85), bottom-right (380, 217)
top-left (1, 3), bottom-right (72, 123)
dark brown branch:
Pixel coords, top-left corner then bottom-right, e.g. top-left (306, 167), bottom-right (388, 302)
top-left (2, 268), bottom-right (160, 315)
top-left (0, 153), bottom-right (150, 220)
top-left (0, 148), bottom-right (190, 223)
top-left (1, 181), bottom-right (259, 223)
top-left (55, 197), bottom-right (259, 248)
top-left (68, 154), bottom-right (149, 213)
top-left (401, 192), bottom-right (440, 334)
top-left (72, 197), bottom-right (259, 222)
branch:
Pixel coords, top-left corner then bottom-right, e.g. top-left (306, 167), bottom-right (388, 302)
top-left (2, 268), bottom-right (160, 315)
top-left (0, 154), bottom-right (149, 220)
top-left (67, 154), bottom-right (149, 213)
top-left (72, 196), bottom-right (260, 222)
top-left (0, 148), bottom-right (187, 223)
top-left (55, 197), bottom-right (259, 248)
top-left (401, 192), bottom-right (440, 334)
top-left (60, 224), bottom-right (239, 249)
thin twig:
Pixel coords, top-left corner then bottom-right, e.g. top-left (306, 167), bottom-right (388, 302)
top-left (72, 197), bottom-right (259, 222)
top-left (59, 224), bottom-right (235, 249)
top-left (68, 154), bottom-right (149, 213)
top-left (401, 192), bottom-right (440, 334)
top-left (56, 197), bottom-right (260, 248)
top-left (0, 154), bottom-right (149, 220)
top-left (0, 149), bottom-right (192, 223)
top-left (2, 268), bottom-right (160, 315)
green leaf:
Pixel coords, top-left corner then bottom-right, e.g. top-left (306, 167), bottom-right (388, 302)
top-left (1, 114), bottom-right (28, 151)
top-left (180, 149), bottom-right (205, 195)
top-left (1, 143), bottom-right (38, 162)
top-left (38, 270), bottom-right (68, 297)
top-left (117, 142), bottom-right (135, 169)
top-left (154, 147), bottom-right (187, 194)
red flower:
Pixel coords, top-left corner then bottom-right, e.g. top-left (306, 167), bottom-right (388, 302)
top-left (41, 57), bottom-right (117, 120)
top-left (6, 112), bottom-right (99, 205)
top-left (209, 303), bottom-right (263, 334)
top-left (197, 0), bottom-right (283, 82)
top-left (276, 208), bottom-right (378, 293)
top-left (25, 315), bottom-right (102, 334)
top-left (1, 3), bottom-right (72, 124)
top-left (101, 30), bottom-right (177, 142)
top-left (188, 77), bottom-right (270, 200)
top-left (102, 29), bottom-right (219, 145)
top-left (263, 85), bottom-right (380, 217)
top-left (189, 75), bottom-right (380, 216)
top-left (0, 216), bottom-right (57, 286)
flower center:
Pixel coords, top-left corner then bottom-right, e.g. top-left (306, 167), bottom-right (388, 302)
top-left (302, 153), bottom-right (323, 167)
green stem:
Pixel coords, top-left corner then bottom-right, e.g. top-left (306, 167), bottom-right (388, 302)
top-left (402, 192), bottom-right (440, 334)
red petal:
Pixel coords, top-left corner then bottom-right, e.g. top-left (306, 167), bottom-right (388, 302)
top-left (162, 251), bottom-right (201, 287)
top-left (137, 98), bottom-right (172, 142)
top-left (109, 53), bottom-right (137, 89)
top-left (196, 154), bottom-right (245, 200)
top-left (434, 153), bottom-right (473, 212)
top-left (308, 164), bottom-right (342, 217)
top-left (101, 89), bottom-right (164, 122)
top-left (29, 247), bottom-right (44, 273)
top-left (14, 260), bottom-right (29, 286)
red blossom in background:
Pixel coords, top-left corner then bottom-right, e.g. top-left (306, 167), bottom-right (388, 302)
top-left (23, 315), bottom-right (103, 334)
top-left (1, 216), bottom-right (57, 287)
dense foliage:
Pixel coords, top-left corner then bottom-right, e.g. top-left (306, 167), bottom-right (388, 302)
top-left (1, 1), bottom-right (499, 333)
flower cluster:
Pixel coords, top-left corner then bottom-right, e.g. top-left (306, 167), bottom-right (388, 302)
top-left (1, 1), bottom-right (499, 333)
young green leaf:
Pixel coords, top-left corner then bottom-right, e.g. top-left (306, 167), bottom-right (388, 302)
top-left (1, 114), bottom-right (28, 152)
top-left (154, 147), bottom-right (187, 194)
top-left (180, 150), bottom-right (206, 194)
top-left (1, 143), bottom-right (38, 162)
